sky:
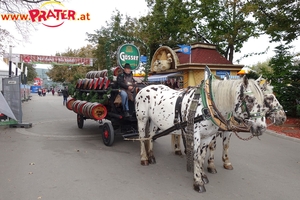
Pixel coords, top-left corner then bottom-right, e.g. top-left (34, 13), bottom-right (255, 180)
top-left (1, 0), bottom-right (299, 68)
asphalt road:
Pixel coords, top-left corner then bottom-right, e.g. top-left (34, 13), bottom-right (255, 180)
top-left (1, 94), bottom-right (300, 200)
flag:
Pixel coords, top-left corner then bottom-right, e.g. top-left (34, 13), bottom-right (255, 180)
top-left (178, 45), bottom-right (191, 55)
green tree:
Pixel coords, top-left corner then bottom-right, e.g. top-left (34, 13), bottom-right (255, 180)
top-left (192, 0), bottom-right (260, 62)
top-left (265, 45), bottom-right (300, 117)
top-left (46, 45), bottom-right (95, 84)
top-left (25, 64), bottom-right (37, 83)
top-left (87, 10), bottom-right (149, 70)
top-left (250, 0), bottom-right (300, 44)
top-left (251, 59), bottom-right (272, 75)
top-left (141, 0), bottom-right (196, 57)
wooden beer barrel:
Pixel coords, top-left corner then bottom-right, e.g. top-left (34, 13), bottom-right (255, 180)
top-left (88, 103), bottom-right (107, 120)
top-left (66, 98), bottom-right (76, 110)
top-left (103, 78), bottom-right (110, 90)
top-left (85, 71), bottom-right (92, 78)
top-left (95, 71), bottom-right (102, 78)
top-left (93, 77), bottom-right (100, 90)
top-left (113, 66), bottom-right (122, 76)
top-left (72, 100), bottom-right (81, 113)
top-left (82, 102), bottom-right (93, 118)
top-left (98, 77), bottom-right (105, 90)
top-left (83, 78), bottom-right (90, 89)
top-left (88, 78), bottom-right (95, 90)
top-left (76, 79), bottom-right (83, 89)
top-left (77, 101), bottom-right (87, 115)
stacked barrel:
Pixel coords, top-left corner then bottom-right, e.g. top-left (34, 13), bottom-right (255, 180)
top-left (66, 98), bottom-right (107, 121)
top-left (75, 67), bottom-right (122, 90)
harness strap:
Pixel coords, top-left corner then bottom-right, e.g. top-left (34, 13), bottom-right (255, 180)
top-left (152, 115), bottom-right (205, 141)
top-left (173, 89), bottom-right (189, 127)
top-left (203, 77), bottom-right (231, 131)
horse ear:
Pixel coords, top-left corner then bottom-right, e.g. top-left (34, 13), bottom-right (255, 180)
top-left (242, 75), bottom-right (249, 87)
top-left (255, 75), bottom-right (262, 85)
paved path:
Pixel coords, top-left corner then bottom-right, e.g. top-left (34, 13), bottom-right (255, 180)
top-left (1, 94), bottom-right (300, 200)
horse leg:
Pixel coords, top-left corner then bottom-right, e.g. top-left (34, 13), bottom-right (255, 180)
top-left (147, 122), bottom-right (157, 164)
top-left (140, 140), bottom-right (149, 166)
top-left (222, 131), bottom-right (233, 170)
top-left (193, 135), bottom-right (208, 193)
top-left (207, 134), bottom-right (218, 174)
top-left (138, 117), bottom-right (149, 166)
top-left (200, 138), bottom-right (212, 184)
top-left (171, 133), bottom-right (182, 155)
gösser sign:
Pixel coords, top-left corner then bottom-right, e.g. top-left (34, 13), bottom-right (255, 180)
top-left (117, 44), bottom-right (140, 70)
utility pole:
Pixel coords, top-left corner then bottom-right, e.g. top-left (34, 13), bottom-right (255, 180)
top-left (9, 45), bottom-right (12, 77)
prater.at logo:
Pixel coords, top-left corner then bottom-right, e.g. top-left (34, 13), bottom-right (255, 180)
top-left (28, 0), bottom-right (89, 28)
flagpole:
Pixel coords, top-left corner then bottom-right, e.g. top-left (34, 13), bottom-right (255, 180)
top-left (189, 45), bottom-right (191, 63)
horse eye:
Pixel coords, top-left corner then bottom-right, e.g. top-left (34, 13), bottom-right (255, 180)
top-left (246, 96), bottom-right (255, 103)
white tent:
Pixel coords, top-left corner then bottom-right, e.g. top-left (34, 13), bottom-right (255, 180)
top-left (0, 59), bottom-right (19, 76)
top-left (0, 92), bottom-right (17, 120)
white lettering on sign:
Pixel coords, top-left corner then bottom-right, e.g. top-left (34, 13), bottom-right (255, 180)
top-left (119, 52), bottom-right (139, 61)
top-left (8, 81), bottom-right (16, 84)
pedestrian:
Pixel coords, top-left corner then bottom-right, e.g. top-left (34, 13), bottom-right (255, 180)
top-left (61, 86), bottom-right (69, 105)
top-left (38, 88), bottom-right (42, 96)
top-left (52, 88), bottom-right (55, 96)
top-left (117, 63), bottom-right (136, 117)
top-left (42, 88), bottom-right (46, 96)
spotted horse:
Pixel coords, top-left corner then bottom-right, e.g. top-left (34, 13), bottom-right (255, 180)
top-left (206, 77), bottom-right (286, 174)
top-left (135, 70), bottom-right (267, 193)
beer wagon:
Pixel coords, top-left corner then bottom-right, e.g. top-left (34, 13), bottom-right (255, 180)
top-left (66, 68), bottom-right (155, 146)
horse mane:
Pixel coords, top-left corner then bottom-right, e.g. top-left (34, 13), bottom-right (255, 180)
top-left (211, 78), bottom-right (264, 113)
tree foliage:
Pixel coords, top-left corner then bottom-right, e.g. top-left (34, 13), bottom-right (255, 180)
top-left (46, 45), bottom-right (96, 84)
top-left (86, 10), bottom-right (149, 70)
top-left (249, 0), bottom-right (300, 44)
top-left (141, 0), bottom-right (196, 57)
top-left (24, 63), bottom-right (37, 83)
top-left (191, 0), bottom-right (261, 62)
top-left (0, 0), bottom-right (51, 52)
top-left (264, 45), bottom-right (300, 117)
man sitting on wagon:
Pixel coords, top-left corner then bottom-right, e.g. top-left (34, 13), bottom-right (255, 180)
top-left (117, 63), bottom-right (136, 117)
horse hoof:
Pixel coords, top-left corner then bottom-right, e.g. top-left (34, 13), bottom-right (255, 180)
top-left (224, 164), bottom-right (233, 170)
top-left (207, 167), bottom-right (217, 174)
top-left (193, 184), bottom-right (206, 193)
top-left (202, 175), bottom-right (209, 184)
top-left (141, 160), bottom-right (149, 166)
top-left (175, 150), bottom-right (182, 155)
top-left (148, 156), bottom-right (156, 164)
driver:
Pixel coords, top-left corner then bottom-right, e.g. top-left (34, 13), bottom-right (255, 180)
top-left (117, 63), bottom-right (136, 117)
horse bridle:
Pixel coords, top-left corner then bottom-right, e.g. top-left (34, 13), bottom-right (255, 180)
top-left (237, 83), bottom-right (266, 121)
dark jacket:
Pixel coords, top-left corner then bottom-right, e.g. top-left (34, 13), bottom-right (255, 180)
top-left (117, 71), bottom-right (136, 90)
top-left (62, 89), bottom-right (69, 97)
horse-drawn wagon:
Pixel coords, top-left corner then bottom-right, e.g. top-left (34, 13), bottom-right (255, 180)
top-left (65, 67), bottom-right (157, 146)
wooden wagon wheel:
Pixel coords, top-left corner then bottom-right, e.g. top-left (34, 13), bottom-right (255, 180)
top-left (101, 122), bottom-right (114, 146)
top-left (77, 114), bottom-right (84, 129)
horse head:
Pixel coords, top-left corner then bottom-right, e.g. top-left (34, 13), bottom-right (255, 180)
top-left (233, 76), bottom-right (267, 136)
top-left (257, 78), bottom-right (287, 125)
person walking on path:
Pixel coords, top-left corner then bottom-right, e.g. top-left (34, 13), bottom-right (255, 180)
top-left (62, 87), bottom-right (69, 105)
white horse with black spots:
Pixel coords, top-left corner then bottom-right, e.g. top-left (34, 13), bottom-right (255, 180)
top-left (206, 78), bottom-right (286, 173)
top-left (135, 76), bottom-right (267, 193)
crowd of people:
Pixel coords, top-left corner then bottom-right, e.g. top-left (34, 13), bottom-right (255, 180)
top-left (37, 87), bottom-right (67, 99)
top-left (37, 88), bottom-right (47, 96)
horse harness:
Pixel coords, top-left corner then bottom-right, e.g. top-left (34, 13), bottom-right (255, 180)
top-left (152, 76), bottom-right (265, 141)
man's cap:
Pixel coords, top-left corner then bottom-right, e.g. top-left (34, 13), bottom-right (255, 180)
top-left (124, 63), bottom-right (131, 69)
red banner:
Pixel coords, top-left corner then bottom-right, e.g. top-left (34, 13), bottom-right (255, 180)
top-left (20, 54), bottom-right (93, 66)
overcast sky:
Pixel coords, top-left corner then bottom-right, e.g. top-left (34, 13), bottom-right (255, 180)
top-left (1, 0), bottom-right (299, 67)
